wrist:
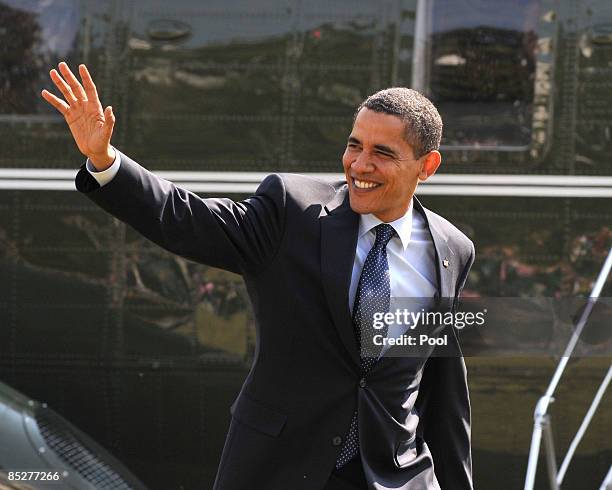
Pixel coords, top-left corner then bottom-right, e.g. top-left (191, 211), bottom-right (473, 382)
top-left (89, 146), bottom-right (115, 171)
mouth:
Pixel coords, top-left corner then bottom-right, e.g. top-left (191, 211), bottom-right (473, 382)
top-left (352, 177), bottom-right (382, 191)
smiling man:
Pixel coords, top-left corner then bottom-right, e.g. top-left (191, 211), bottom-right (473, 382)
top-left (43, 64), bottom-right (475, 490)
top-left (343, 95), bottom-right (441, 223)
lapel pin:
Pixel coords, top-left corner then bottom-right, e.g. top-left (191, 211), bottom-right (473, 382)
top-left (442, 259), bottom-right (450, 268)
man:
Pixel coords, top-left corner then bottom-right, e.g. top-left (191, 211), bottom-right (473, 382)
top-left (42, 62), bottom-right (475, 490)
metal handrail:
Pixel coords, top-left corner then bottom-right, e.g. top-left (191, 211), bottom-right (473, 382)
top-left (600, 465), bottom-right (612, 490)
top-left (524, 246), bottom-right (612, 490)
top-left (557, 365), bottom-right (612, 483)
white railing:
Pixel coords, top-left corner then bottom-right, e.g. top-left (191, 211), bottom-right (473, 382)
top-left (524, 246), bottom-right (612, 490)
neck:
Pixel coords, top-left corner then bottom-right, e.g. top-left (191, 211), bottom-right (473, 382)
top-left (372, 200), bottom-right (412, 223)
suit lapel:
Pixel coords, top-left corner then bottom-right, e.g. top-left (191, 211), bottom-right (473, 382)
top-left (413, 196), bottom-right (456, 303)
top-left (320, 190), bottom-right (361, 370)
top-left (320, 192), bottom-right (458, 371)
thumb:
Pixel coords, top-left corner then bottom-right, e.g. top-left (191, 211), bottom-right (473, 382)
top-left (103, 106), bottom-right (115, 137)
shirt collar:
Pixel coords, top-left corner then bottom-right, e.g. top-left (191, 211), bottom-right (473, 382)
top-left (358, 199), bottom-right (413, 251)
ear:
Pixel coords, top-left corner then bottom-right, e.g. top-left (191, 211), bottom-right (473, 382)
top-left (418, 150), bottom-right (442, 181)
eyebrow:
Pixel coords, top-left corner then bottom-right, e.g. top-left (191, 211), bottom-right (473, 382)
top-left (347, 137), bottom-right (398, 158)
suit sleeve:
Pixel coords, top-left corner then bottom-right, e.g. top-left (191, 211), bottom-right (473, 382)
top-left (75, 150), bottom-right (286, 275)
top-left (417, 242), bottom-right (475, 490)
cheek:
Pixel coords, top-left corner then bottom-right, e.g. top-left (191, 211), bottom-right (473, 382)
top-left (342, 151), bottom-right (351, 170)
top-left (384, 174), bottom-right (404, 198)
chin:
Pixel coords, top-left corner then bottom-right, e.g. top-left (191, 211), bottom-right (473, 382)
top-left (350, 205), bottom-right (370, 215)
top-left (348, 196), bottom-right (374, 215)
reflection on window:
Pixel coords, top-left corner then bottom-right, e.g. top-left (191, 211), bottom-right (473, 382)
top-left (413, 0), bottom-right (553, 152)
top-left (0, 0), bottom-right (79, 115)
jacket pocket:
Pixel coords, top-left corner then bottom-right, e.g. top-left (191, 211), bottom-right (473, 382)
top-left (394, 434), bottom-right (418, 468)
top-left (230, 393), bottom-right (287, 437)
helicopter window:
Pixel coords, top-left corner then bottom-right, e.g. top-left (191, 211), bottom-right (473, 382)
top-left (412, 0), bottom-right (555, 157)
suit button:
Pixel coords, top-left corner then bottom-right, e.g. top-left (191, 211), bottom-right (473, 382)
top-left (359, 378), bottom-right (367, 388)
top-left (332, 436), bottom-right (342, 446)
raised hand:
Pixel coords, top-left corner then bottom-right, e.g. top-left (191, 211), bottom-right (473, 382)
top-left (41, 62), bottom-right (116, 170)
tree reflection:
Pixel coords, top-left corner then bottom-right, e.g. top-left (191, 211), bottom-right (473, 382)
top-left (0, 0), bottom-right (80, 115)
top-left (0, 2), bottom-right (42, 114)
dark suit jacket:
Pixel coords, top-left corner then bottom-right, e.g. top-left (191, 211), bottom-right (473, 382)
top-left (75, 151), bottom-right (475, 490)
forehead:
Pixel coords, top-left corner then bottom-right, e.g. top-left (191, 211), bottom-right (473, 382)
top-left (350, 108), bottom-right (408, 144)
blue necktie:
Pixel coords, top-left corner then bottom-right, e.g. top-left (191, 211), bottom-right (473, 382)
top-left (335, 223), bottom-right (395, 469)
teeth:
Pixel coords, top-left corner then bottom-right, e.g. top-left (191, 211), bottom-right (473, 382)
top-left (354, 178), bottom-right (380, 189)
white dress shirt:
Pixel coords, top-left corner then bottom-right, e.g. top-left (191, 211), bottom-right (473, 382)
top-left (349, 203), bottom-right (438, 351)
top-left (86, 149), bottom-right (121, 187)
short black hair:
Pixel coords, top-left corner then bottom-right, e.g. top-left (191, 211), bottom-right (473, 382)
top-left (355, 88), bottom-right (443, 159)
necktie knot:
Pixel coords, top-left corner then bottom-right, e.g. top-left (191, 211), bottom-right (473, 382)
top-left (373, 223), bottom-right (395, 249)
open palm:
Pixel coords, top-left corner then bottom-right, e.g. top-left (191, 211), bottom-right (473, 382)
top-left (41, 62), bottom-right (115, 167)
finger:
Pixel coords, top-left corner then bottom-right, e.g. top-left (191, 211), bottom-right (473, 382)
top-left (103, 106), bottom-right (115, 138)
top-left (41, 89), bottom-right (69, 115)
top-left (50, 69), bottom-right (78, 104)
top-left (79, 64), bottom-right (99, 102)
top-left (58, 61), bottom-right (87, 101)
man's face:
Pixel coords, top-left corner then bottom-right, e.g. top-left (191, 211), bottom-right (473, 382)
top-left (342, 108), bottom-right (440, 222)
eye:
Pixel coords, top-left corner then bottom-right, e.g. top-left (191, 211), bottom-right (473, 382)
top-left (375, 150), bottom-right (392, 158)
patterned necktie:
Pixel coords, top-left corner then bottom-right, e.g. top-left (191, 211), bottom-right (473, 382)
top-left (335, 223), bottom-right (395, 469)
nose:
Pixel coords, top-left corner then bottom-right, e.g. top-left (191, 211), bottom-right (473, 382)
top-left (350, 151), bottom-right (375, 173)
